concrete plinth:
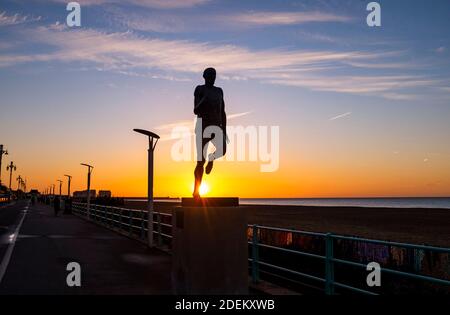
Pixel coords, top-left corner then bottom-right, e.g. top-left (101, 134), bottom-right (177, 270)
top-left (172, 198), bottom-right (248, 295)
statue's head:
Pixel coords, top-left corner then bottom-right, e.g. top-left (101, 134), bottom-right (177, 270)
top-left (203, 67), bottom-right (216, 86)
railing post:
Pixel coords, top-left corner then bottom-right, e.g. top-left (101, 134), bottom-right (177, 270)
top-left (252, 224), bottom-right (260, 283)
top-left (140, 210), bottom-right (145, 240)
top-left (92, 204), bottom-right (96, 221)
top-left (104, 206), bottom-right (108, 225)
top-left (119, 208), bottom-right (123, 230)
top-left (129, 210), bottom-right (133, 235)
top-left (413, 248), bottom-right (421, 272)
top-left (325, 233), bottom-right (335, 295)
top-left (157, 213), bottom-right (162, 247)
top-left (109, 206), bottom-right (113, 227)
top-left (110, 207), bottom-right (114, 228)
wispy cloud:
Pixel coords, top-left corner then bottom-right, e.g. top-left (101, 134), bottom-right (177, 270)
top-left (329, 112), bottom-right (352, 121)
top-left (105, 8), bottom-right (351, 34)
top-left (227, 111), bottom-right (252, 119)
top-left (228, 11), bottom-right (352, 26)
top-left (0, 11), bottom-right (41, 26)
top-left (267, 75), bottom-right (438, 99)
top-left (48, 0), bottom-right (210, 9)
top-left (343, 61), bottom-right (414, 70)
top-left (0, 23), bottom-right (441, 100)
top-left (380, 93), bottom-right (420, 101)
top-left (1, 25), bottom-right (373, 72)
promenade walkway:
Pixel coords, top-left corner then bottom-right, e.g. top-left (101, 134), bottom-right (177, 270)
top-left (0, 200), bottom-right (171, 294)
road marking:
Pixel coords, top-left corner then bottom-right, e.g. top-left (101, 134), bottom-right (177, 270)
top-left (0, 203), bottom-right (29, 284)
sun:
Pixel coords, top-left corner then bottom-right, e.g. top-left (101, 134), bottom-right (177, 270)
top-left (199, 182), bottom-right (209, 196)
top-left (189, 182), bottom-right (210, 196)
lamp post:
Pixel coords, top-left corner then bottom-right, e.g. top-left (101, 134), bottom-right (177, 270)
top-left (64, 174), bottom-right (72, 197)
top-left (57, 180), bottom-right (63, 197)
top-left (133, 128), bottom-right (160, 248)
top-left (6, 161), bottom-right (16, 198)
top-left (0, 145), bottom-right (8, 188)
top-left (81, 163), bottom-right (93, 219)
top-left (16, 175), bottom-right (22, 191)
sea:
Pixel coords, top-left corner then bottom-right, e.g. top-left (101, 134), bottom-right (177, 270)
top-left (239, 198), bottom-right (450, 209)
top-left (126, 197), bottom-right (450, 209)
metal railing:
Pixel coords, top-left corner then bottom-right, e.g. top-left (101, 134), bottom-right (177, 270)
top-left (72, 202), bottom-right (172, 247)
top-left (71, 202), bottom-right (450, 295)
top-left (249, 225), bottom-right (450, 295)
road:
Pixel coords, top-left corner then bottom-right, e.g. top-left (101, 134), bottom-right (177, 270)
top-left (0, 200), bottom-right (25, 283)
top-left (0, 200), bottom-right (171, 294)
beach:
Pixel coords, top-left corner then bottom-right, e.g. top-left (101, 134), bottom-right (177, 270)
top-left (125, 200), bottom-right (450, 247)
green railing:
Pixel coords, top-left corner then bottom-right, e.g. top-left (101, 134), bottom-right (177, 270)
top-left (71, 202), bottom-right (450, 295)
top-left (249, 224), bottom-right (450, 295)
top-left (72, 202), bottom-right (172, 247)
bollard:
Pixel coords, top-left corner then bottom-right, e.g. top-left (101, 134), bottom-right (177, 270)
top-left (252, 224), bottom-right (260, 283)
top-left (325, 233), bottom-right (335, 295)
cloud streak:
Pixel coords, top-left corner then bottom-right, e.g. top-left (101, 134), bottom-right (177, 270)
top-left (0, 23), bottom-right (440, 100)
top-left (229, 11), bottom-right (352, 26)
top-left (48, 0), bottom-right (210, 9)
top-left (329, 112), bottom-right (352, 121)
top-left (0, 11), bottom-right (42, 26)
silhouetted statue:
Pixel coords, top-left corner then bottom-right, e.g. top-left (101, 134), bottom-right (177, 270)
top-left (193, 67), bottom-right (227, 198)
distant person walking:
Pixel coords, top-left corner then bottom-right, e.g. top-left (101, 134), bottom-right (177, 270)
top-left (54, 196), bottom-right (60, 217)
top-left (193, 68), bottom-right (227, 198)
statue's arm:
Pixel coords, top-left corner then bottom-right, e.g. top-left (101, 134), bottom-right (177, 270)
top-left (221, 89), bottom-right (227, 133)
top-left (194, 86), bottom-right (202, 115)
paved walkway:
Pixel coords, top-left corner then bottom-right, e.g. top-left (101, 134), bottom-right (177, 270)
top-left (0, 200), bottom-right (172, 294)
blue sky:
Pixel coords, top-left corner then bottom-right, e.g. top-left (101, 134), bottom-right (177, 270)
top-left (0, 0), bottom-right (450, 197)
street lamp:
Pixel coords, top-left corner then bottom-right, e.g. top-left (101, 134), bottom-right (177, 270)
top-left (81, 163), bottom-right (94, 218)
top-left (57, 180), bottom-right (63, 197)
top-left (64, 174), bottom-right (72, 197)
top-left (133, 128), bottom-right (160, 248)
top-left (6, 161), bottom-right (16, 197)
top-left (0, 144), bottom-right (8, 188)
top-left (16, 175), bottom-right (22, 191)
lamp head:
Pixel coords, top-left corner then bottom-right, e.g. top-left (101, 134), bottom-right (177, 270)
top-left (133, 129), bottom-right (160, 139)
top-left (81, 163), bottom-right (93, 170)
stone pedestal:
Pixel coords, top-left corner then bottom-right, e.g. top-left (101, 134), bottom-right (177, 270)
top-left (172, 197), bottom-right (248, 295)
